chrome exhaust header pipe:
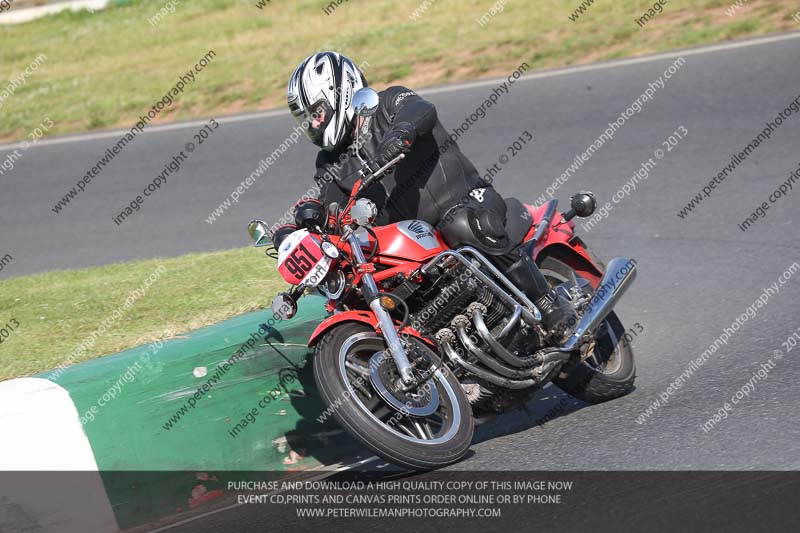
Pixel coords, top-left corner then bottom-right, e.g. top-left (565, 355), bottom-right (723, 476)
top-left (560, 257), bottom-right (637, 352)
top-left (439, 336), bottom-right (539, 390)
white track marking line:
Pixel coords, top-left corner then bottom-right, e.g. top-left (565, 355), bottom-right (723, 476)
top-left (2, 31), bottom-right (798, 153)
top-left (0, 109), bottom-right (289, 152)
top-left (420, 31), bottom-right (800, 96)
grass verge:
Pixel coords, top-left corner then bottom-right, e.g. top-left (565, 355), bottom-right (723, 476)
top-left (1, 0), bottom-right (798, 140)
top-left (0, 247), bottom-right (284, 381)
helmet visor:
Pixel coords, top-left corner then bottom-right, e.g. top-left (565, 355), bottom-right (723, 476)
top-left (291, 98), bottom-right (334, 146)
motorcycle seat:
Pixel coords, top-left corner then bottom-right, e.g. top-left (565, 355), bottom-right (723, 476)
top-left (504, 197), bottom-right (533, 248)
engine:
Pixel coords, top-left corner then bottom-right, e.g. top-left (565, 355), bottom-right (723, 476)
top-left (400, 257), bottom-right (568, 415)
top-left (407, 264), bottom-right (509, 337)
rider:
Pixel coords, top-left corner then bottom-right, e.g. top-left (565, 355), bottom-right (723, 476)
top-left (282, 51), bottom-right (576, 340)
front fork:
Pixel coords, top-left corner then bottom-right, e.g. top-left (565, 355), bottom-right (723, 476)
top-left (346, 231), bottom-right (416, 385)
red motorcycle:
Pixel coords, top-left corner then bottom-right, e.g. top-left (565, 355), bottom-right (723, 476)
top-left (248, 88), bottom-right (637, 470)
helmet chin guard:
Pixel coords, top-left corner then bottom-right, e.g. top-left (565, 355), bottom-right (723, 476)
top-left (287, 52), bottom-right (367, 151)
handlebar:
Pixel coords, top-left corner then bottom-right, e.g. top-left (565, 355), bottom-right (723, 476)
top-left (356, 153), bottom-right (405, 196)
top-left (332, 153), bottom-right (406, 234)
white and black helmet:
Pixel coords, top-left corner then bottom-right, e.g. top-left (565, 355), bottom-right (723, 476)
top-left (287, 52), bottom-right (367, 151)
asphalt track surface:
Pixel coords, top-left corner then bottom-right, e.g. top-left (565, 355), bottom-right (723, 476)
top-left (3, 32), bottom-right (800, 486)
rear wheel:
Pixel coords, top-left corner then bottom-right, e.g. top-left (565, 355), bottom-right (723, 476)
top-left (313, 322), bottom-right (474, 470)
top-left (539, 256), bottom-right (636, 404)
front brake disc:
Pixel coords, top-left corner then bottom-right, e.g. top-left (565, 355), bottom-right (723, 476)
top-left (368, 352), bottom-right (440, 417)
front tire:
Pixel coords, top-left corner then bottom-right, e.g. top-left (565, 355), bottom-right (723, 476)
top-left (539, 256), bottom-right (636, 404)
top-left (313, 322), bottom-right (474, 470)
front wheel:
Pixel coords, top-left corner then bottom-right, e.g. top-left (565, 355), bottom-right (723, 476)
top-left (313, 323), bottom-right (474, 470)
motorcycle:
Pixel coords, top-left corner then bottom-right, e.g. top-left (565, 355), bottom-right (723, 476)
top-left (247, 88), bottom-right (638, 470)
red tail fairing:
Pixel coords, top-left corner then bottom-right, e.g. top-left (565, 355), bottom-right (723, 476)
top-left (524, 202), bottom-right (603, 286)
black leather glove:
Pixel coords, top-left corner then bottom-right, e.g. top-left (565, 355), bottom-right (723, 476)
top-left (375, 122), bottom-right (416, 167)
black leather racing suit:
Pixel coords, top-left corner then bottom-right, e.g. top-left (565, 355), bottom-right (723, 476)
top-left (314, 86), bottom-right (481, 226)
top-left (313, 86), bottom-right (552, 304)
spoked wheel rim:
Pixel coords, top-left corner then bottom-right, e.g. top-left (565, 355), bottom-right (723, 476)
top-left (590, 320), bottom-right (624, 374)
top-left (540, 268), bottom-right (624, 375)
top-left (338, 332), bottom-right (462, 445)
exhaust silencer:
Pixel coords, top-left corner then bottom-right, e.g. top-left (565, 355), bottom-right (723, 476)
top-left (560, 257), bottom-right (637, 352)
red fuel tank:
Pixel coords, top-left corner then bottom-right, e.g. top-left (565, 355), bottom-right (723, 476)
top-left (367, 220), bottom-right (449, 262)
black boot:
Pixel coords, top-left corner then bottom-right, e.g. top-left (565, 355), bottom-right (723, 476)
top-left (534, 288), bottom-right (578, 344)
top-left (501, 252), bottom-right (577, 344)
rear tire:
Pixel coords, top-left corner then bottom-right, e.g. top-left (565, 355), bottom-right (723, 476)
top-left (539, 256), bottom-right (636, 404)
top-left (313, 322), bottom-right (474, 470)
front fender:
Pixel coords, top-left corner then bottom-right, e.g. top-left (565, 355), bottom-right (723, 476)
top-left (307, 311), bottom-right (377, 347)
top-left (307, 310), bottom-right (436, 349)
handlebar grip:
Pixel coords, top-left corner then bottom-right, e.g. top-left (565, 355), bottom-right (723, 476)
top-left (376, 153), bottom-right (405, 175)
top-left (359, 153), bottom-right (405, 192)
